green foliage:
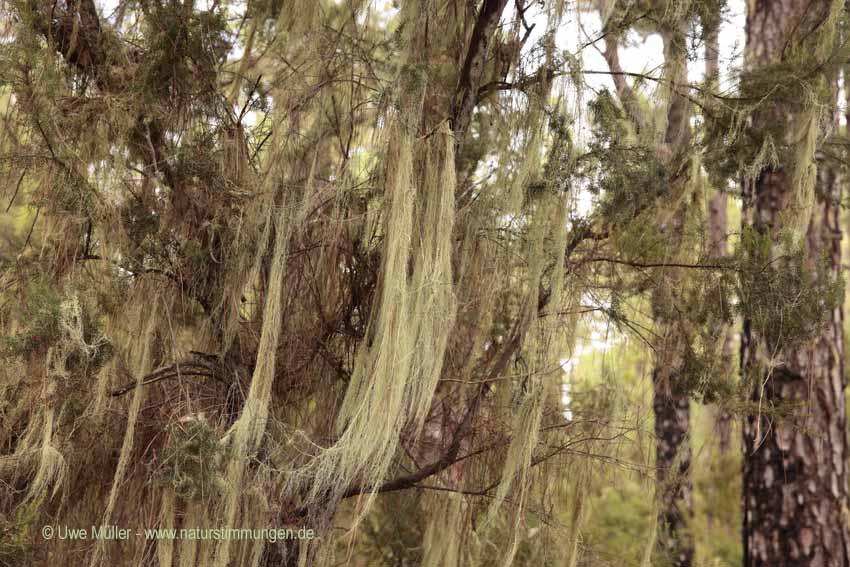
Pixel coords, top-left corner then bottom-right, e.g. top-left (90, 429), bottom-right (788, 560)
top-left (701, 16), bottom-right (849, 190)
top-left (666, 259), bottom-right (737, 403)
top-left (677, 342), bottom-right (733, 403)
top-left (584, 482), bottom-right (655, 566)
top-left (139, 4), bottom-right (231, 106)
top-left (528, 110), bottom-right (574, 197)
top-left (119, 195), bottom-right (160, 248)
top-left (734, 227), bottom-right (843, 353)
top-left (694, 0), bottom-right (727, 35)
top-left (693, 449), bottom-right (741, 566)
top-left (49, 172), bottom-right (96, 217)
top-left (396, 62), bottom-right (428, 110)
top-left (582, 91), bottom-right (667, 227)
top-left (0, 497), bottom-right (39, 563)
top-left (1, 279), bottom-right (61, 358)
top-left (567, 331), bottom-right (744, 566)
top-left (154, 420), bottom-right (225, 502)
top-left (349, 491), bottom-right (425, 566)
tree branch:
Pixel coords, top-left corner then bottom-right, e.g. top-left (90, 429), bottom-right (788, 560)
top-left (109, 359), bottom-right (223, 397)
top-left (450, 0), bottom-right (510, 143)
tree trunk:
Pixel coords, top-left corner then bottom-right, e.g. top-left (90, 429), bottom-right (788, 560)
top-left (652, 18), bottom-right (695, 567)
top-left (742, 1), bottom-right (850, 564)
top-left (708, 187), bottom-right (734, 454)
top-left (742, 156), bottom-right (850, 566)
top-left (653, 367), bottom-right (694, 566)
top-left (704, 20), bottom-right (734, 454)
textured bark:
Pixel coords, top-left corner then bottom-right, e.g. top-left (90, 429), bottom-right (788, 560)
top-left (742, 159), bottom-right (850, 566)
top-left (653, 367), bottom-right (694, 566)
top-left (450, 0), bottom-right (509, 144)
top-left (742, 1), bottom-right (850, 565)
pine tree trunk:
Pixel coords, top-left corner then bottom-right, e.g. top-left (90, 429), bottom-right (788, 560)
top-left (742, 155), bottom-right (850, 566)
top-left (652, 18), bottom-right (694, 567)
top-left (653, 365), bottom-right (694, 566)
top-left (742, 1), bottom-right (850, 564)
